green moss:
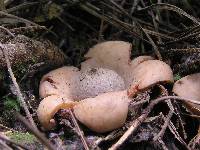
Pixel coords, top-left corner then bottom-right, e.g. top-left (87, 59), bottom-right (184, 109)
top-left (4, 97), bottom-right (20, 112)
top-left (174, 73), bottom-right (182, 81)
top-left (13, 57), bottom-right (38, 79)
top-left (48, 3), bottom-right (63, 19)
top-left (6, 132), bottom-right (37, 144)
top-left (14, 62), bottom-right (28, 75)
top-left (1, 97), bottom-right (20, 126)
top-left (34, 15), bottom-right (46, 22)
top-left (30, 56), bottom-right (38, 64)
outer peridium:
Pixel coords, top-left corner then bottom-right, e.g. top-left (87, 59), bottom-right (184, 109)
top-left (38, 64), bottom-right (129, 131)
top-left (173, 73), bottom-right (200, 116)
top-left (81, 41), bottom-right (174, 97)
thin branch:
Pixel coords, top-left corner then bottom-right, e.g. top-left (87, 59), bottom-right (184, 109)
top-left (109, 96), bottom-right (200, 150)
top-left (130, 98), bottom-right (149, 106)
top-left (0, 123), bottom-right (17, 132)
top-left (143, 28), bottom-right (175, 40)
top-left (168, 121), bottom-right (189, 149)
top-left (152, 85), bottom-right (174, 141)
top-left (140, 25), bottom-right (162, 60)
top-left (0, 26), bottom-right (15, 37)
top-left (138, 3), bottom-right (200, 25)
top-left (57, 16), bottom-right (75, 31)
top-left (95, 130), bottom-right (124, 147)
top-left (69, 109), bottom-right (90, 150)
top-left (15, 113), bottom-right (56, 150)
top-left (6, 2), bottom-right (39, 13)
top-left (0, 133), bottom-right (29, 150)
top-left (130, 0), bottom-right (140, 14)
top-left (174, 103), bottom-right (187, 139)
top-left (157, 138), bottom-right (169, 150)
top-left (0, 139), bottom-right (12, 150)
top-left (0, 43), bottom-right (37, 129)
top-left (0, 11), bottom-right (39, 26)
top-left (153, 110), bottom-right (173, 141)
top-left (79, 3), bottom-right (151, 45)
top-left (188, 127), bottom-right (200, 149)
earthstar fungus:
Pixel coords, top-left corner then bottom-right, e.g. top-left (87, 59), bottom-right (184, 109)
top-left (37, 41), bottom-right (174, 133)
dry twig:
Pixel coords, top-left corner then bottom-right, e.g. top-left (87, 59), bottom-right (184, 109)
top-left (152, 85), bottom-right (175, 141)
top-left (0, 140), bottom-right (12, 150)
top-left (168, 121), bottom-right (189, 149)
top-left (0, 26), bottom-right (14, 37)
top-left (0, 43), bottom-right (37, 129)
top-left (0, 11), bottom-right (39, 26)
top-left (109, 96), bottom-right (200, 150)
top-left (153, 110), bottom-right (173, 141)
top-left (157, 138), bottom-right (169, 150)
top-left (138, 3), bottom-right (200, 25)
top-left (15, 113), bottom-right (56, 150)
top-left (0, 132), bottom-right (28, 150)
top-left (140, 25), bottom-right (162, 60)
top-left (69, 109), bottom-right (90, 150)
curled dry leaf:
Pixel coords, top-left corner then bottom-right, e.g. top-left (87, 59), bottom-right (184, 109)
top-left (173, 73), bottom-right (200, 115)
top-left (37, 40), bottom-right (174, 132)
